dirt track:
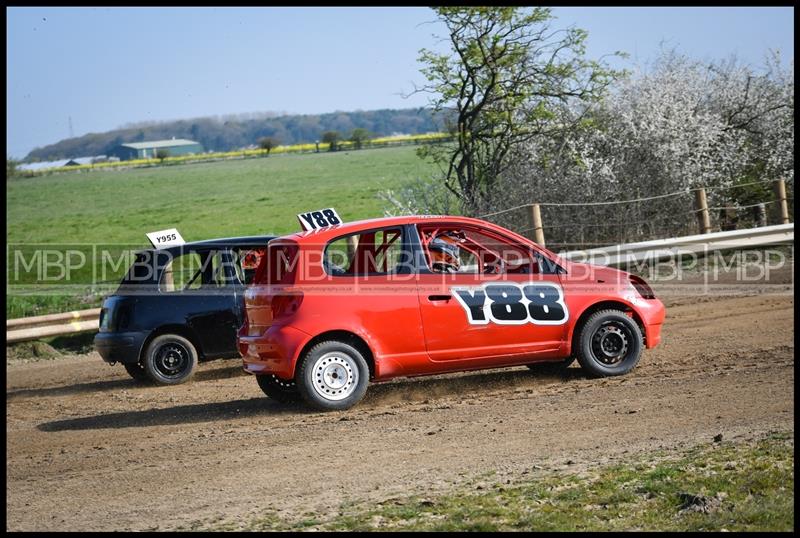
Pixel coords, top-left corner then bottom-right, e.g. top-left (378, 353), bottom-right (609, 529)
top-left (6, 280), bottom-right (794, 530)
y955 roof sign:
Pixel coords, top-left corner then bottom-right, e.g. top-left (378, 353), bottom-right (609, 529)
top-left (146, 228), bottom-right (185, 248)
top-left (297, 208), bottom-right (343, 231)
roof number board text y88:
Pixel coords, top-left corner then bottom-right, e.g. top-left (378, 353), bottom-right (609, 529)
top-left (297, 208), bottom-right (343, 231)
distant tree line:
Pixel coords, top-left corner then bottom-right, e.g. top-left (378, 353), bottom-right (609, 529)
top-left (24, 108), bottom-right (449, 162)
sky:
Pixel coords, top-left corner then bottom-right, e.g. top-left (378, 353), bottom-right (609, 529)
top-left (6, 6), bottom-right (794, 159)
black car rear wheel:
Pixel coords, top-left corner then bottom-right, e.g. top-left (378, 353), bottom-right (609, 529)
top-left (123, 362), bottom-right (150, 382)
top-left (256, 374), bottom-right (301, 403)
top-left (142, 334), bottom-right (199, 385)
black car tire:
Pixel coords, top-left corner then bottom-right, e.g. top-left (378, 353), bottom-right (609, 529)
top-left (142, 334), bottom-right (199, 385)
top-left (526, 356), bottom-right (575, 373)
top-left (296, 340), bottom-right (370, 411)
top-left (123, 362), bottom-right (150, 382)
top-left (575, 310), bottom-right (643, 377)
top-left (256, 374), bottom-right (301, 403)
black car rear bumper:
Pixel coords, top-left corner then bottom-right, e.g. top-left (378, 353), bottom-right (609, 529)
top-left (94, 331), bottom-right (148, 364)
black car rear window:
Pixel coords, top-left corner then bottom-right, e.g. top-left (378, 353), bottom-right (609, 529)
top-left (120, 251), bottom-right (159, 285)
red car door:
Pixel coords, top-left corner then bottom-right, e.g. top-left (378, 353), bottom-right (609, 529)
top-left (415, 224), bottom-right (569, 366)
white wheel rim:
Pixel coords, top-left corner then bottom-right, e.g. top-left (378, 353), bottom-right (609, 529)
top-left (311, 352), bottom-right (358, 401)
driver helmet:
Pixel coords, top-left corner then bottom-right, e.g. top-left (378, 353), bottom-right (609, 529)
top-left (242, 249), bottom-right (264, 270)
top-left (429, 231), bottom-right (464, 273)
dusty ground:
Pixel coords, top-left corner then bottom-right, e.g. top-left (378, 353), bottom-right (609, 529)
top-left (6, 270), bottom-right (794, 531)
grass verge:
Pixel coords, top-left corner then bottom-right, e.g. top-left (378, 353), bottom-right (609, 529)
top-left (6, 332), bottom-right (97, 364)
top-left (193, 431), bottom-right (793, 532)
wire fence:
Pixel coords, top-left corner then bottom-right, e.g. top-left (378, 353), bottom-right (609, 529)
top-left (478, 178), bottom-right (793, 251)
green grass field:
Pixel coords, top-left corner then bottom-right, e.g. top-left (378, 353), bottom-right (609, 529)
top-left (6, 146), bottom-right (438, 317)
top-left (7, 146), bottom-right (436, 243)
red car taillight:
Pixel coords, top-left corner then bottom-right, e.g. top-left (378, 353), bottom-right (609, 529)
top-left (271, 292), bottom-right (304, 320)
top-left (629, 275), bottom-right (656, 300)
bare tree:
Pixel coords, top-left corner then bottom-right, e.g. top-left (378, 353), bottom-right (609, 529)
top-left (412, 7), bottom-right (623, 212)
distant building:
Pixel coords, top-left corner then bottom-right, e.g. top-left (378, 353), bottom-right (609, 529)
top-left (110, 139), bottom-right (204, 161)
top-left (17, 159), bottom-right (73, 172)
top-left (68, 156), bottom-right (99, 166)
top-left (17, 156), bottom-right (108, 172)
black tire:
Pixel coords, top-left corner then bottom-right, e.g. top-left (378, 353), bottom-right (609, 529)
top-left (575, 309), bottom-right (643, 377)
top-left (256, 374), bottom-right (301, 403)
top-left (142, 334), bottom-right (199, 385)
top-left (526, 356), bottom-right (575, 373)
top-left (296, 340), bottom-right (370, 411)
top-left (123, 362), bottom-right (150, 382)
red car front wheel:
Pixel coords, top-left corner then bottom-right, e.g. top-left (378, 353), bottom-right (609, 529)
top-left (576, 310), bottom-right (643, 377)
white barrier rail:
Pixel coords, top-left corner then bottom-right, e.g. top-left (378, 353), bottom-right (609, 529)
top-left (560, 224), bottom-right (794, 267)
top-left (6, 308), bottom-right (101, 344)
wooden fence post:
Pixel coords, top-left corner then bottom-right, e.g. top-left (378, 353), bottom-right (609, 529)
top-left (773, 178), bottom-right (790, 224)
top-left (530, 204), bottom-right (546, 247)
top-left (345, 235), bottom-right (358, 262)
top-left (754, 203), bottom-right (767, 227)
top-left (719, 205), bottom-right (738, 231)
top-left (694, 188), bottom-right (712, 234)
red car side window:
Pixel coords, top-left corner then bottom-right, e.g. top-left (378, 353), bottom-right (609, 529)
top-left (417, 225), bottom-right (539, 275)
top-left (325, 227), bottom-right (403, 276)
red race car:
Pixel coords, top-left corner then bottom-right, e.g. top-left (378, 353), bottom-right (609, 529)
top-left (239, 214), bottom-right (665, 410)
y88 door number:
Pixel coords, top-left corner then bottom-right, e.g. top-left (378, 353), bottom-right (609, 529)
top-left (452, 282), bottom-right (569, 326)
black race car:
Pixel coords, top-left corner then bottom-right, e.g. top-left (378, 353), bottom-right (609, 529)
top-left (94, 235), bottom-right (274, 384)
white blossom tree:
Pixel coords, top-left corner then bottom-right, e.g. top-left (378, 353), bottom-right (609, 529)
top-left (491, 49), bottom-right (794, 247)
